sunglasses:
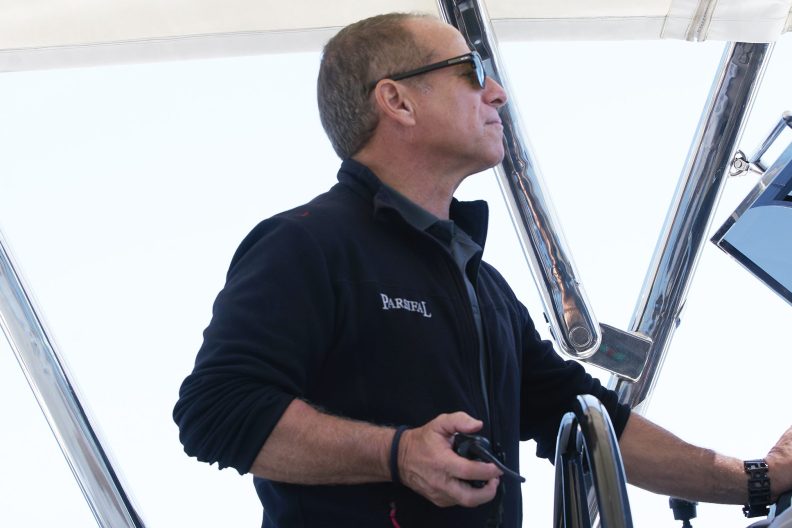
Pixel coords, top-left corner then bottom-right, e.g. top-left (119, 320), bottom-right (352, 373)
top-left (369, 51), bottom-right (486, 91)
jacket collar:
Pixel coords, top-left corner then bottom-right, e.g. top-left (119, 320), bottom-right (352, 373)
top-left (337, 158), bottom-right (490, 249)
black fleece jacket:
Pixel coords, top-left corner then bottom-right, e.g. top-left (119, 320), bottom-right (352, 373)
top-left (173, 159), bottom-right (630, 527)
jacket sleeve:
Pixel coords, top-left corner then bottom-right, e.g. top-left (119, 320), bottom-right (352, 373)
top-left (173, 216), bottom-right (335, 474)
top-left (518, 306), bottom-right (631, 461)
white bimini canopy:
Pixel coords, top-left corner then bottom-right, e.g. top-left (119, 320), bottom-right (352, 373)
top-left (1, 0), bottom-right (791, 72)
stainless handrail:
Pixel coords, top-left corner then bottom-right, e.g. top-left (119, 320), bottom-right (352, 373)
top-left (553, 394), bottom-right (632, 528)
top-left (0, 230), bottom-right (145, 528)
top-left (610, 42), bottom-right (773, 412)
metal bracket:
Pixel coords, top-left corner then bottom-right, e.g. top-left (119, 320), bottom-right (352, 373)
top-left (731, 112), bottom-right (792, 178)
top-left (730, 150), bottom-right (751, 176)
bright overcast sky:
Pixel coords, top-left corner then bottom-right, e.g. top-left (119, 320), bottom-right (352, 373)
top-left (1, 34), bottom-right (791, 527)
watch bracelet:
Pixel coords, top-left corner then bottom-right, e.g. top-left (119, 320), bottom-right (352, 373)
top-left (743, 459), bottom-right (771, 518)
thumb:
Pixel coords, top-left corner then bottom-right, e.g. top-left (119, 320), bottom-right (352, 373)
top-left (441, 412), bottom-right (484, 435)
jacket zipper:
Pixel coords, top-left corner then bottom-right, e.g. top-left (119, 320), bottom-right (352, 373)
top-left (452, 258), bottom-right (504, 528)
top-left (441, 255), bottom-right (492, 429)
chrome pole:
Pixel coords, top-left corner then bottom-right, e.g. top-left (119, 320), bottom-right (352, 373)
top-left (611, 42), bottom-right (773, 411)
top-left (436, 0), bottom-right (602, 359)
top-left (0, 231), bottom-right (144, 528)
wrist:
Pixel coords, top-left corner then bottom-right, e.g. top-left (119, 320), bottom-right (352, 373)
top-left (766, 453), bottom-right (789, 502)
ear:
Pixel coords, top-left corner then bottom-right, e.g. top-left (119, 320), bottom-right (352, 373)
top-left (371, 80), bottom-right (417, 127)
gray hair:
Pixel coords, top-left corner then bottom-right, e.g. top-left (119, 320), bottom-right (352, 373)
top-left (317, 13), bottom-right (434, 159)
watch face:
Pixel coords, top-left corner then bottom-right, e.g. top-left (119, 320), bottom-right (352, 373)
top-left (745, 459), bottom-right (769, 471)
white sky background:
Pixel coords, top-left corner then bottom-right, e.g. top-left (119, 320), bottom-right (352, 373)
top-left (1, 33), bottom-right (791, 528)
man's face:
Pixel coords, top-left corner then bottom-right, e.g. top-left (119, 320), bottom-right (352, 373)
top-left (405, 18), bottom-right (508, 177)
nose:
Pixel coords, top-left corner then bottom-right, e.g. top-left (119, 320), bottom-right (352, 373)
top-left (484, 76), bottom-right (508, 108)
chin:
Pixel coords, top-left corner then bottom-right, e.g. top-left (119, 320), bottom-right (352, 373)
top-left (468, 155), bottom-right (504, 176)
top-left (459, 142), bottom-right (506, 175)
top-left (483, 146), bottom-right (506, 169)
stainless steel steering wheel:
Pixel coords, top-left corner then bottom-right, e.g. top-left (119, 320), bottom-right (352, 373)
top-left (553, 394), bottom-right (633, 528)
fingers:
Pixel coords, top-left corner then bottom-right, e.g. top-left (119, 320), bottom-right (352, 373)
top-left (449, 457), bottom-right (501, 483)
top-left (447, 475), bottom-right (501, 508)
top-left (411, 463), bottom-right (501, 508)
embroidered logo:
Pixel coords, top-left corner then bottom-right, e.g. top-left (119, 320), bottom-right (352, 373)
top-left (379, 293), bottom-right (432, 318)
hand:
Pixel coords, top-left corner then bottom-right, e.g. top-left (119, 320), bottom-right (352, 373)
top-left (397, 412), bottom-right (502, 507)
top-left (766, 426), bottom-right (792, 500)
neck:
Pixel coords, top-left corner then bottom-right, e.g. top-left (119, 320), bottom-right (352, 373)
top-left (353, 151), bottom-right (464, 220)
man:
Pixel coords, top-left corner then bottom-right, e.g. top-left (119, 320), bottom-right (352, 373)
top-left (174, 12), bottom-right (792, 527)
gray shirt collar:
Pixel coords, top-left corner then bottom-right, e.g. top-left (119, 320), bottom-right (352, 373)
top-left (381, 183), bottom-right (481, 257)
top-left (380, 183), bottom-right (438, 232)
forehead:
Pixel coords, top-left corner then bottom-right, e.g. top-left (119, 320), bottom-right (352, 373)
top-left (406, 17), bottom-right (470, 59)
